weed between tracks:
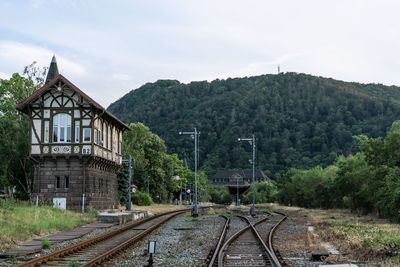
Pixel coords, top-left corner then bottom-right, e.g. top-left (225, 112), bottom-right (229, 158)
top-left (41, 237), bottom-right (52, 249)
top-left (67, 259), bottom-right (80, 267)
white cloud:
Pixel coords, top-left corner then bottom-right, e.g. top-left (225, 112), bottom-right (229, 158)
top-left (0, 71), bottom-right (11, 80)
top-left (0, 41), bottom-right (87, 77)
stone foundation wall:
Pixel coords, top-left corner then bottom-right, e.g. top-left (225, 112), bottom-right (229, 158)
top-left (31, 157), bottom-right (119, 211)
top-left (85, 166), bottom-right (119, 210)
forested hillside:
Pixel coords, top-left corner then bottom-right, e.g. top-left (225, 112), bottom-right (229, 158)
top-left (108, 73), bottom-right (400, 177)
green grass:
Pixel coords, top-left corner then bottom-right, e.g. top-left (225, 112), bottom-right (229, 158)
top-left (0, 200), bottom-right (96, 252)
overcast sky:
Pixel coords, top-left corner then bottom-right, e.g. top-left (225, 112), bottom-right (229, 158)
top-left (0, 0), bottom-right (399, 107)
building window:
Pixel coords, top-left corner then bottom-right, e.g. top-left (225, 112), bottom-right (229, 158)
top-left (53, 116), bottom-right (58, 142)
top-left (56, 176), bottom-right (60, 189)
top-left (94, 129), bottom-right (98, 144)
top-left (103, 122), bottom-right (107, 148)
top-left (44, 121), bottom-right (49, 143)
top-left (65, 175), bottom-right (69, 189)
top-left (53, 113), bottom-right (71, 143)
top-left (108, 126), bottom-right (111, 150)
top-left (83, 128), bottom-right (91, 143)
top-left (75, 121), bottom-right (80, 143)
top-left (98, 129), bottom-right (103, 146)
top-left (99, 122), bottom-right (103, 146)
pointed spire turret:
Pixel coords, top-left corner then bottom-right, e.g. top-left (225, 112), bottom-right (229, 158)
top-left (45, 55), bottom-right (59, 83)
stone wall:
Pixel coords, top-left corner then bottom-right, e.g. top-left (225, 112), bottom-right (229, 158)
top-left (85, 165), bottom-right (119, 210)
top-left (31, 157), bottom-right (119, 211)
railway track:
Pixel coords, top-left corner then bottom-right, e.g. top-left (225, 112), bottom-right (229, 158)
top-left (206, 215), bottom-right (230, 267)
top-left (17, 209), bottom-right (189, 267)
top-left (208, 212), bottom-right (287, 267)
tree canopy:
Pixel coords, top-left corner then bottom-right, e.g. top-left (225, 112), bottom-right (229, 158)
top-left (278, 121), bottom-right (400, 221)
top-left (120, 122), bottom-right (209, 203)
top-left (0, 63), bottom-right (46, 198)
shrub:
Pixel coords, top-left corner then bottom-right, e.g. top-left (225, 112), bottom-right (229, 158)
top-left (209, 186), bottom-right (233, 205)
top-left (131, 191), bottom-right (153, 206)
top-left (242, 181), bottom-right (277, 204)
top-left (220, 191), bottom-right (233, 205)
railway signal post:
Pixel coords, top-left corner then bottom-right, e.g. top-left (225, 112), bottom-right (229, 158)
top-left (238, 134), bottom-right (257, 217)
top-left (122, 155), bottom-right (133, 211)
top-left (179, 128), bottom-right (199, 217)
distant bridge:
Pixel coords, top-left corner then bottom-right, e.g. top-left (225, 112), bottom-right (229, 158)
top-left (211, 169), bottom-right (269, 195)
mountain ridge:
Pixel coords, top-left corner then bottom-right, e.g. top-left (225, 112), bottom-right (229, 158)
top-left (108, 72), bottom-right (400, 177)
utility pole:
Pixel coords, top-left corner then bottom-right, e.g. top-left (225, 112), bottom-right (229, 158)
top-left (179, 128), bottom-right (199, 217)
top-left (238, 134), bottom-right (256, 217)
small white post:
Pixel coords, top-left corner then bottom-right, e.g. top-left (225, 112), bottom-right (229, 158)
top-left (82, 193), bottom-right (85, 213)
top-left (35, 195), bottom-right (39, 206)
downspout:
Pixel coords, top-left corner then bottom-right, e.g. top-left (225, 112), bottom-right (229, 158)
top-left (82, 155), bottom-right (92, 213)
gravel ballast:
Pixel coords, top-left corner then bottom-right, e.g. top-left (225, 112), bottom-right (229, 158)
top-left (109, 213), bottom-right (226, 267)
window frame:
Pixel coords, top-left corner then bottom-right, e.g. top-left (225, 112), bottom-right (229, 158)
top-left (44, 120), bottom-right (49, 143)
top-left (75, 121), bottom-right (80, 143)
top-left (52, 113), bottom-right (72, 143)
top-left (83, 127), bottom-right (92, 143)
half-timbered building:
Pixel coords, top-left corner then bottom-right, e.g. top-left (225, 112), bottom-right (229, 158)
top-left (17, 56), bottom-right (129, 211)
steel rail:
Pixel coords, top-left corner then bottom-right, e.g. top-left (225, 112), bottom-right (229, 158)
top-left (217, 216), bottom-right (269, 267)
top-left (82, 210), bottom-right (187, 266)
top-left (207, 215), bottom-right (230, 267)
top-left (267, 212), bottom-right (287, 265)
top-left (17, 209), bottom-right (189, 267)
top-left (239, 215), bottom-right (283, 267)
